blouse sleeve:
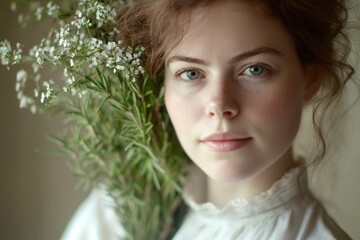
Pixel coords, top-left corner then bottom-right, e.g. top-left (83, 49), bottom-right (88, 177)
top-left (60, 187), bottom-right (126, 240)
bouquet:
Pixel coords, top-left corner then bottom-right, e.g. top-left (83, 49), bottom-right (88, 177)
top-left (0, 0), bottom-right (186, 239)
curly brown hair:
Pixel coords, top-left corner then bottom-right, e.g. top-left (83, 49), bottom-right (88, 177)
top-left (116, 0), bottom-right (355, 165)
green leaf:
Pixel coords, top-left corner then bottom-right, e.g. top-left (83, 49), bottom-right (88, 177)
top-left (97, 95), bottom-right (110, 112)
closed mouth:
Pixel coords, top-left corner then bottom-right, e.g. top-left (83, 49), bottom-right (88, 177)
top-left (200, 134), bottom-right (252, 152)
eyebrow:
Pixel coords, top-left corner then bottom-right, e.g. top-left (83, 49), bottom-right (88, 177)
top-left (166, 47), bottom-right (284, 67)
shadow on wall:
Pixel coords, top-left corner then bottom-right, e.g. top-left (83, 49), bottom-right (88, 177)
top-left (294, 2), bottom-right (360, 239)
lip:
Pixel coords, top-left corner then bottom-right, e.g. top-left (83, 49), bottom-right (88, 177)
top-left (200, 133), bottom-right (252, 152)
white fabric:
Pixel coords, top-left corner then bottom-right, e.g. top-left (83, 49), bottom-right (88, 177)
top-left (173, 166), bottom-right (349, 240)
top-left (61, 166), bottom-right (350, 240)
top-left (60, 187), bottom-right (125, 240)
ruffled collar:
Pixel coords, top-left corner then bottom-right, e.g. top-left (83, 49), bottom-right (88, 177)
top-left (182, 164), bottom-right (308, 220)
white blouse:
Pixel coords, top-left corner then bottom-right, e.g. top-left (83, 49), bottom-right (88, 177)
top-left (61, 166), bottom-right (350, 240)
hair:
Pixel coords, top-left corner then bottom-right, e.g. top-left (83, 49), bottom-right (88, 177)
top-left (116, 0), bottom-right (355, 166)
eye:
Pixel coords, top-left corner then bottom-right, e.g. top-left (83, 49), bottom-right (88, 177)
top-left (178, 69), bottom-right (202, 81)
top-left (243, 65), bottom-right (266, 76)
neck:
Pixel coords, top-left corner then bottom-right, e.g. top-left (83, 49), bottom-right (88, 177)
top-left (206, 149), bottom-right (296, 208)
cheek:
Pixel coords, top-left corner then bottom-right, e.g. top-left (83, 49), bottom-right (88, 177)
top-left (256, 85), bottom-right (304, 139)
top-left (165, 92), bottom-right (196, 133)
top-left (164, 93), bottom-right (201, 156)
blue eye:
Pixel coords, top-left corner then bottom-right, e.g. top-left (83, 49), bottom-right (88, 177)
top-left (179, 70), bottom-right (201, 81)
top-left (243, 65), bottom-right (266, 76)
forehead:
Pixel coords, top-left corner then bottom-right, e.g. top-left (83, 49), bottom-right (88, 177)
top-left (165, 1), bottom-right (296, 61)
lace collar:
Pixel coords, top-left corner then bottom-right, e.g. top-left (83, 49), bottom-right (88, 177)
top-left (182, 165), bottom-right (308, 220)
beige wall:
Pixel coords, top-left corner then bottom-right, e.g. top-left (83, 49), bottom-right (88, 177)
top-left (306, 2), bottom-right (360, 239)
top-left (0, 1), bottom-right (359, 240)
top-left (0, 1), bottom-right (87, 240)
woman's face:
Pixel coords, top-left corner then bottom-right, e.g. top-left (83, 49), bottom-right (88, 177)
top-left (164, 1), bottom-right (314, 182)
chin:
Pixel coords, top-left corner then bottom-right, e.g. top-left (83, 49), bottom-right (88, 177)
top-left (204, 161), bottom-right (260, 183)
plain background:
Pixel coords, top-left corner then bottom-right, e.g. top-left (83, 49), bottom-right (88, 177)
top-left (0, 1), bottom-right (87, 240)
top-left (1, 0), bottom-right (360, 239)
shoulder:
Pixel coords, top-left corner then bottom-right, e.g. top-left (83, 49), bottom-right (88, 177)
top-left (293, 198), bottom-right (351, 240)
top-left (60, 187), bottom-right (126, 240)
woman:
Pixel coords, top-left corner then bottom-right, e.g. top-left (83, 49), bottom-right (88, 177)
top-left (62, 0), bottom-right (354, 239)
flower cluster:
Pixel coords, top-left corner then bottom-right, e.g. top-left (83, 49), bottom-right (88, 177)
top-left (1, 0), bottom-right (144, 112)
top-left (0, 40), bottom-right (22, 66)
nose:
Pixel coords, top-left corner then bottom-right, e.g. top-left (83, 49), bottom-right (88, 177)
top-left (204, 78), bottom-right (239, 119)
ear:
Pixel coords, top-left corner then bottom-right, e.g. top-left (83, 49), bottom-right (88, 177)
top-left (304, 64), bottom-right (322, 102)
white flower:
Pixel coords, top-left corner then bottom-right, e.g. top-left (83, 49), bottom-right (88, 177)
top-left (30, 105), bottom-right (37, 114)
top-left (106, 42), bottom-right (116, 51)
top-left (71, 16), bottom-right (91, 29)
top-left (40, 92), bottom-right (45, 103)
top-left (126, 52), bottom-right (133, 61)
top-left (75, 0), bottom-right (116, 28)
top-left (17, 14), bottom-right (24, 25)
top-left (76, 10), bottom-right (82, 18)
top-left (47, 2), bottom-right (60, 18)
top-left (12, 43), bottom-right (22, 64)
top-left (0, 40), bottom-right (11, 65)
top-left (39, 79), bottom-right (55, 104)
top-left (89, 56), bottom-right (98, 68)
top-left (35, 7), bottom-right (44, 21)
top-left (58, 25), bottom-right (70, 44)
top-left (10, 2), bottom-right (17, 12)
top-left (32, 63), bottom-right (40, 73)
top-left (16, 69), bottom-right (27, 83)
top-left (15, 83), bottom-right (21, 92)
top-left (64, 68), bottom-right (69, 77)
top-left (138, 66), bottom-right (144, 74)
top-left (71, 87), bottom-right (77, 96)
top-left (29, 45), bottom-right (45, 66)
top-left (17, 90), bottom-right (35, 110)
top-left (19, 93), bottom-right (27, 108)
top-left (67, 76), bottom-right (75, 85)
top-left (116, 65), bottom-right (125, 71)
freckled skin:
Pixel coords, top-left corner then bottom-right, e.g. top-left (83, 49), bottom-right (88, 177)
top-left (164, 1), bottom-right (315, 190)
